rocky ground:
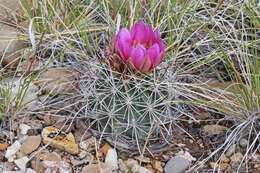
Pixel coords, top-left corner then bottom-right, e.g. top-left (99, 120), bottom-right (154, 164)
top-left (1, 1), bottom-right (260, 173)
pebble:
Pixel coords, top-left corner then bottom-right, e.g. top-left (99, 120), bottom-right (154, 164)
top-left (31, 151), bottom-right (61, 172)
top-left (42, 160), bottom-right (72, 173)
top-left (3, 168), bottom-right (36, 173)
top-left (82, 163), bottom-right (113, 173)
top-left (118, 159), bottom-right (128, 172)
top-left (203, 125), bottom-right (228, 135)
top-left (14, 156), bottom-right (29, 170)
top-left (19, 124), bottom-right (31, 135)
top-left (126, 158), bottom-right (138, 168)
top-left (105, 148), bottom-right (118, 170)
top-left (230, 152), bottom-right (243, 168)
top-left (0, 142), bottom-right (9, 151)
top-left (135, 155), bottom-right (151, 163)
top-left (176, 150), bottom-right (196, 162)
top-left (38, 68), bottom-right (79, 94)
top-left (220, 155), bottom-right (230, 163)
top-left (219, 163), bottom-right (232, 172)
top-left (20, 135), bottom-right (41, 154)
top-left (132, 164), bottom-right (152, 173)
top-left (164, 156), bottom-right (190, 173)
top-left (152, 160), bottom-right (163, 172)
top-left (5, 141), bottom-right (21, 161)
top-left (210, 162), bottom-right (218, 169)
top-left (78, 150), bottom-right (88, 159)
top-left (239, 138), bottom-right (248, 148)
top-left (79, 137), bottom-right (95, 151)
top-left (225, 144), bottom-right (236, 157)
top-left (42, 126), bottom-right (79, 154)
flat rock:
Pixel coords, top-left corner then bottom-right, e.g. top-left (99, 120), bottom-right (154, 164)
top-left (20, 135), bottom-right (41, 154)
top-left (42, 160), bottom-right (72, 173)
top-left (164, 156), bottom-right (190, 173)
top-left (105, 149), bottom-right (118, 170)
top-left (38, 68), bottom-right (79, 94)
top-left (31, 151), bottom-right (61, 172)
top-left (0, 24), bottom-right (26, 67)
top-left (3, 169), bottom-right (36, 173)
top-left (42, 126), bottom-right (79, 154)
top-left (0, 0), bottom-right (24, 17)
top-left (5, 141), bottom-right (21, 160)
top-left (19, 124), bottom-right (31, 135)
top-left (82, 163), bottom-right (113, 173)
top-left (131, 165), bottom-right (152, 173)
top-left (14, 156), bottom-right (29, 170)
top-left (80, 137), bottom-right (96, 151)
top-left (152, 160), bottom-right (163, 172)
top-left (0, 142), bottom-right (9, 151)
top-left (203, 125), bottom-right (228, 135)
top-left (176, 150), bottom-right (196, 162)
top-left (118, 159), bottom-right (128, 173)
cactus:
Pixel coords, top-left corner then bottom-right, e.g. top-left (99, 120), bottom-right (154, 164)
top-left (78, 21), bottom-right (192, 153)
top-left (79, 60), bottom-right (190, 153)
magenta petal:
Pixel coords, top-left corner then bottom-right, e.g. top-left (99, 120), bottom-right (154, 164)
top-left (116, 28), bottom-right (132, 61)
top-left (117, 28), bottom-right (132, 42)
top-left (130, 45), bottom-right (146, 70)
top-left (147, 43), bottom-right (160, 66)
top-left (131, 21), bottom-right (150, 44)
top-left (118, 41), bottom-right (131, 61)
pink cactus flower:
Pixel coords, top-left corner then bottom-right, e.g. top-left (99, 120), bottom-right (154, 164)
top-left (112, 21), bottom-right (166, 73)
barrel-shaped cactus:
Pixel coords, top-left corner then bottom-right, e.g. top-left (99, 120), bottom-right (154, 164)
top-left (79, 21), bottom-right (189, 152)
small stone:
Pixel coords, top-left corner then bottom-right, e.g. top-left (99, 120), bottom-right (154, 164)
top-left (225, 144), bottom-right (236, 157)
top-left (0, 142), bottom-right (9, 151)
top-left (19, 124), bottom-right (31, 135)
top-left (42, 126), bottom-right (79, 154)
top-left (118, 159), bottom-right (128, 172)
top-left (254, 163), bottom-right (260, 169)
top-left (176, 150), bottom-right (196, 162)
top-left (42, 160), bottom-right (72, 173)
top-left (5, 141), bottom-right (21, 160)
top-left (31, 151), bottom-right (61, 172)
top-left (105, 149), bottom-right (118, 170)
top-left (126, 159), bottom-right (138, 168)
top-left (135, 156), bottom-right (151, 163)
top-left (132, 164), bottom-right (152, 173)
top-left (14, 156), bottom-right (29, 170)
top-left (203, 125), bottom-right (228, 135)
top-left (78, 150), bottom-right (87, 159)
top-left (152, 160), bottom-right (163, 172)
top-left (219, 163), bottom-right (232, 172)
top-left (239, 138), bottom-right (248, 148)
top-left (82, 163), bottom-right (112, 173)
top-left (79, 137), bottom-right (95, 151)
top-left (164, 156), bottom-right (190, 173)
top-left (38, 68), bottom-right (79, 94)
top-left (20, 135), bottom-right (41, 154)
top-left (210, 162), bottom-right (219, 169)
top-left (230, 152), bottom-right (243, 167)
top-left (221, 155), bottom-right (230, 163)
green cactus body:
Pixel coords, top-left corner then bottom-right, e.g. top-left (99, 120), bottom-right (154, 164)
top-left (81, 65), bottom-right (179, 147)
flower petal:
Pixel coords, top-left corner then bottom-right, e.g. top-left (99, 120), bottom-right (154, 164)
top-left (118, 40), bottom-right (132, 61)
top-left (115, 28), bottom-right (132, 61)
top-left (153, 29), bottom-right (166, 51)
top-left (130, 45), bottom-right (146, 71)
top-left (147, 43), bottom-right (160, 66)
top-left (140, 55), bottom-right (152, 73)
top-left (131, 21), bottom-right (151, 45)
